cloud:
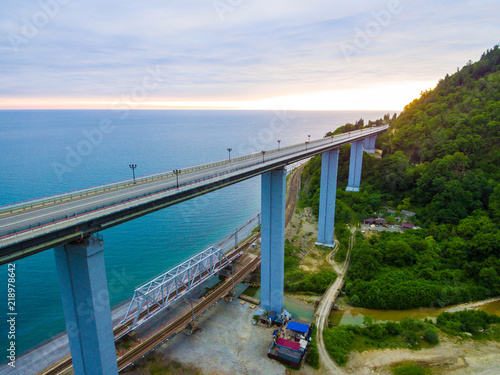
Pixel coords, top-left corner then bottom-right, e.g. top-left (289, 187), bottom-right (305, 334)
top-left (1, 0), bottom-right (499, 109)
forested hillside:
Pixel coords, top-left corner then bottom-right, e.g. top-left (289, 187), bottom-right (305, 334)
top-left (299, 46), bottom-right (500, 309)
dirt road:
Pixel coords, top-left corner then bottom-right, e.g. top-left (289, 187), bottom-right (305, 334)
top-left (314, 227), bottom-right (355, 374)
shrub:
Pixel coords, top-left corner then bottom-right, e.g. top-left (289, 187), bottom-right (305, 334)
top-left (305, 345), bottom-right (319, 369)
top-left (305, 323), bottom-right (320, 369)
top-left (436, 309), bottom-right (500, 336)
top-left (384, 321), bottom-right (403, 336)
top-left (323, 326), bottom-right (355, 366)
top-left (400, 317), bottom-right (425, 331)
top-left (423, 327), bottom-right (439, 344)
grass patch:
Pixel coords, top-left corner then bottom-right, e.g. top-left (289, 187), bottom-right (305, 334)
top-left (122, 341), bottom-right (132, 350)
top-left (392, 361), bottom-right (432, 375)
top-left (283, 239), bottom-right (337, 294)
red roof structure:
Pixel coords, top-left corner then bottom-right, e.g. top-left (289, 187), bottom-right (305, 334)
top-left (401, 222), bottom-right (416, 229)
top-left (277, 337), bottom-right (300, 352)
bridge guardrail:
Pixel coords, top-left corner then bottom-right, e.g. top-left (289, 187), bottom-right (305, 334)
top-left (0, 125), bottom-right (388, 240)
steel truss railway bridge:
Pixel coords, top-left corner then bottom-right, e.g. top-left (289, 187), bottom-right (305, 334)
top-left (0, 124), bottom-right (388, 374)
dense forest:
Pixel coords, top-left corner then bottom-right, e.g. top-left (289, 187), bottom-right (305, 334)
top-left (299, 46), bottom-right (500, 309)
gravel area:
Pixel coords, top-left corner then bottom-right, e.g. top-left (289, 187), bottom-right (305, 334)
top-left (159, 297), bottom-right (287, 375)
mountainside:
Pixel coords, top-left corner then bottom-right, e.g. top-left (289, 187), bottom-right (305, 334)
top-left (299, 46), bottom-right (500, 309)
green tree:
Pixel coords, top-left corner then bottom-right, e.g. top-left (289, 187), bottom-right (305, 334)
top-left (489, 184), bottom-right (500, 223)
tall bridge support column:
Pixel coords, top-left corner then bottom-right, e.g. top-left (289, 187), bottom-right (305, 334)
top-left (261, 167), bottom-right (286, 313)
top-left (364, 135), bottom-right (377, 153)
top-left (346, 140), bottom-right (364, 192)
top-left (316, 150), bottom-right (339, 247)
top-left (54, 235), bottom-right (118, 375)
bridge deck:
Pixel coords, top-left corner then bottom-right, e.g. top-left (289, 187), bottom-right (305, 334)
top-left (0, 126), bottom-right (388, 265)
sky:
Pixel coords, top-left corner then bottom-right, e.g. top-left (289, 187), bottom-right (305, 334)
top-left (1, 0), bottom-right (499, 110)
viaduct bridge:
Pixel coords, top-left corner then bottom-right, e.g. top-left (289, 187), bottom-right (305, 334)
top-left (0, 124), bottom-right (388, 374)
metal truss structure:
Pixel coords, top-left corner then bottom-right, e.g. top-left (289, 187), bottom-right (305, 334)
top-left (119, 246), bottom-right (236, 335)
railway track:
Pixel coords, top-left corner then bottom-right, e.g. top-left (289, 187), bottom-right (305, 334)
top-left (117, 255), bottom-right (261, 371)
top-left (39, 239), bottom-right (260, 375)
top-left (113, 245), bottom-right (248, 339)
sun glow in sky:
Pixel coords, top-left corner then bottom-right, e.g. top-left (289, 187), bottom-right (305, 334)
top-left (1, 1), bottom-right (499, 110)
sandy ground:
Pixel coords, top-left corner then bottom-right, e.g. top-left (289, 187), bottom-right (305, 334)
top-left (156, 297), bottom-right (287, 375)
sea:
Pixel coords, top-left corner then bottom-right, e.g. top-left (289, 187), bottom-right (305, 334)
top-left (0, 109), bottom-right (392, 358)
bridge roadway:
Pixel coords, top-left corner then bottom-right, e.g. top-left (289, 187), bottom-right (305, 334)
top-left (0, 125), bottom-right (388, 265)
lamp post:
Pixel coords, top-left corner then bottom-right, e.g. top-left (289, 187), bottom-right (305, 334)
top-left (227, 148), bottom-right (232, 161)
top-left (305, 141), bottom-right (309, 150)
top-left (129, 164), bottom-right (137, 183)
top-left (173, 169), bottom-right (181, 188)
top-left (277, 140), bottom-right (281, 151)
top-left (261, 150), bottom-right (266, 163)
top-left (308, 134), bottom-right (311, 143)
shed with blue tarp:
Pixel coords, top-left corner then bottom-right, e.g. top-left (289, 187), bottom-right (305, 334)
top-left (287, 321), bottom-right (309, 334)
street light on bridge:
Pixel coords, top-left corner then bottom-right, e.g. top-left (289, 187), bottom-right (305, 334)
top-left (277, 140), bottom-right (281, 151)
top-left (129, 164), bottom-right (137, 183)
top-left (227, 148), bottom-right (232, 161)
top-left (305, 141), bottom-right (309, 150)
top-left (261, 150), bottom-right (266, 163)
top-left (308, 134), bottom-right (311, 143)
top-left (173, 169), bottom-right (181, 188)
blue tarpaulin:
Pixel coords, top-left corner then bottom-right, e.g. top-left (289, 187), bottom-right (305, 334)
top-left (287, 321), bottom-right (309, 334)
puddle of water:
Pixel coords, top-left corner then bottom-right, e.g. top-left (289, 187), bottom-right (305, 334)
top-left (241, 286), bottom-right (315, 322)
top-left (329, 300), bottom-right (500, 326)
top-left (243, 286), bottom-right (259, 298)
top-left (284, 296), bottom-right (315, 323)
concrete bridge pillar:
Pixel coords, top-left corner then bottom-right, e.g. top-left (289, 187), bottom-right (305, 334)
top-left (260, 167), bottom-right (286, 313)
top-left (316, 150), bottom-right (339, 247)
top-left (364, 135), bottom-right (377, 153)
top-left (54, 235), bottom-right (118, 375)
top-left (346, 140), bottom-right (364, 192)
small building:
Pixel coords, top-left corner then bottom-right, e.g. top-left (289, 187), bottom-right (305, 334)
top-left (260, 314), bottom-right (268, 324)
top-left (268, 322), bottom-right (313, 369)
top-left (401, 222), bottom-right (417, 230)
top-left (374, 218), bottom-right (387, 226)
top-left (260, 311), bottom-right (280, 326)
top-left (364, 218), bottom-right (376, 224)
top-left (401, 210), bottom-right (416, 218)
